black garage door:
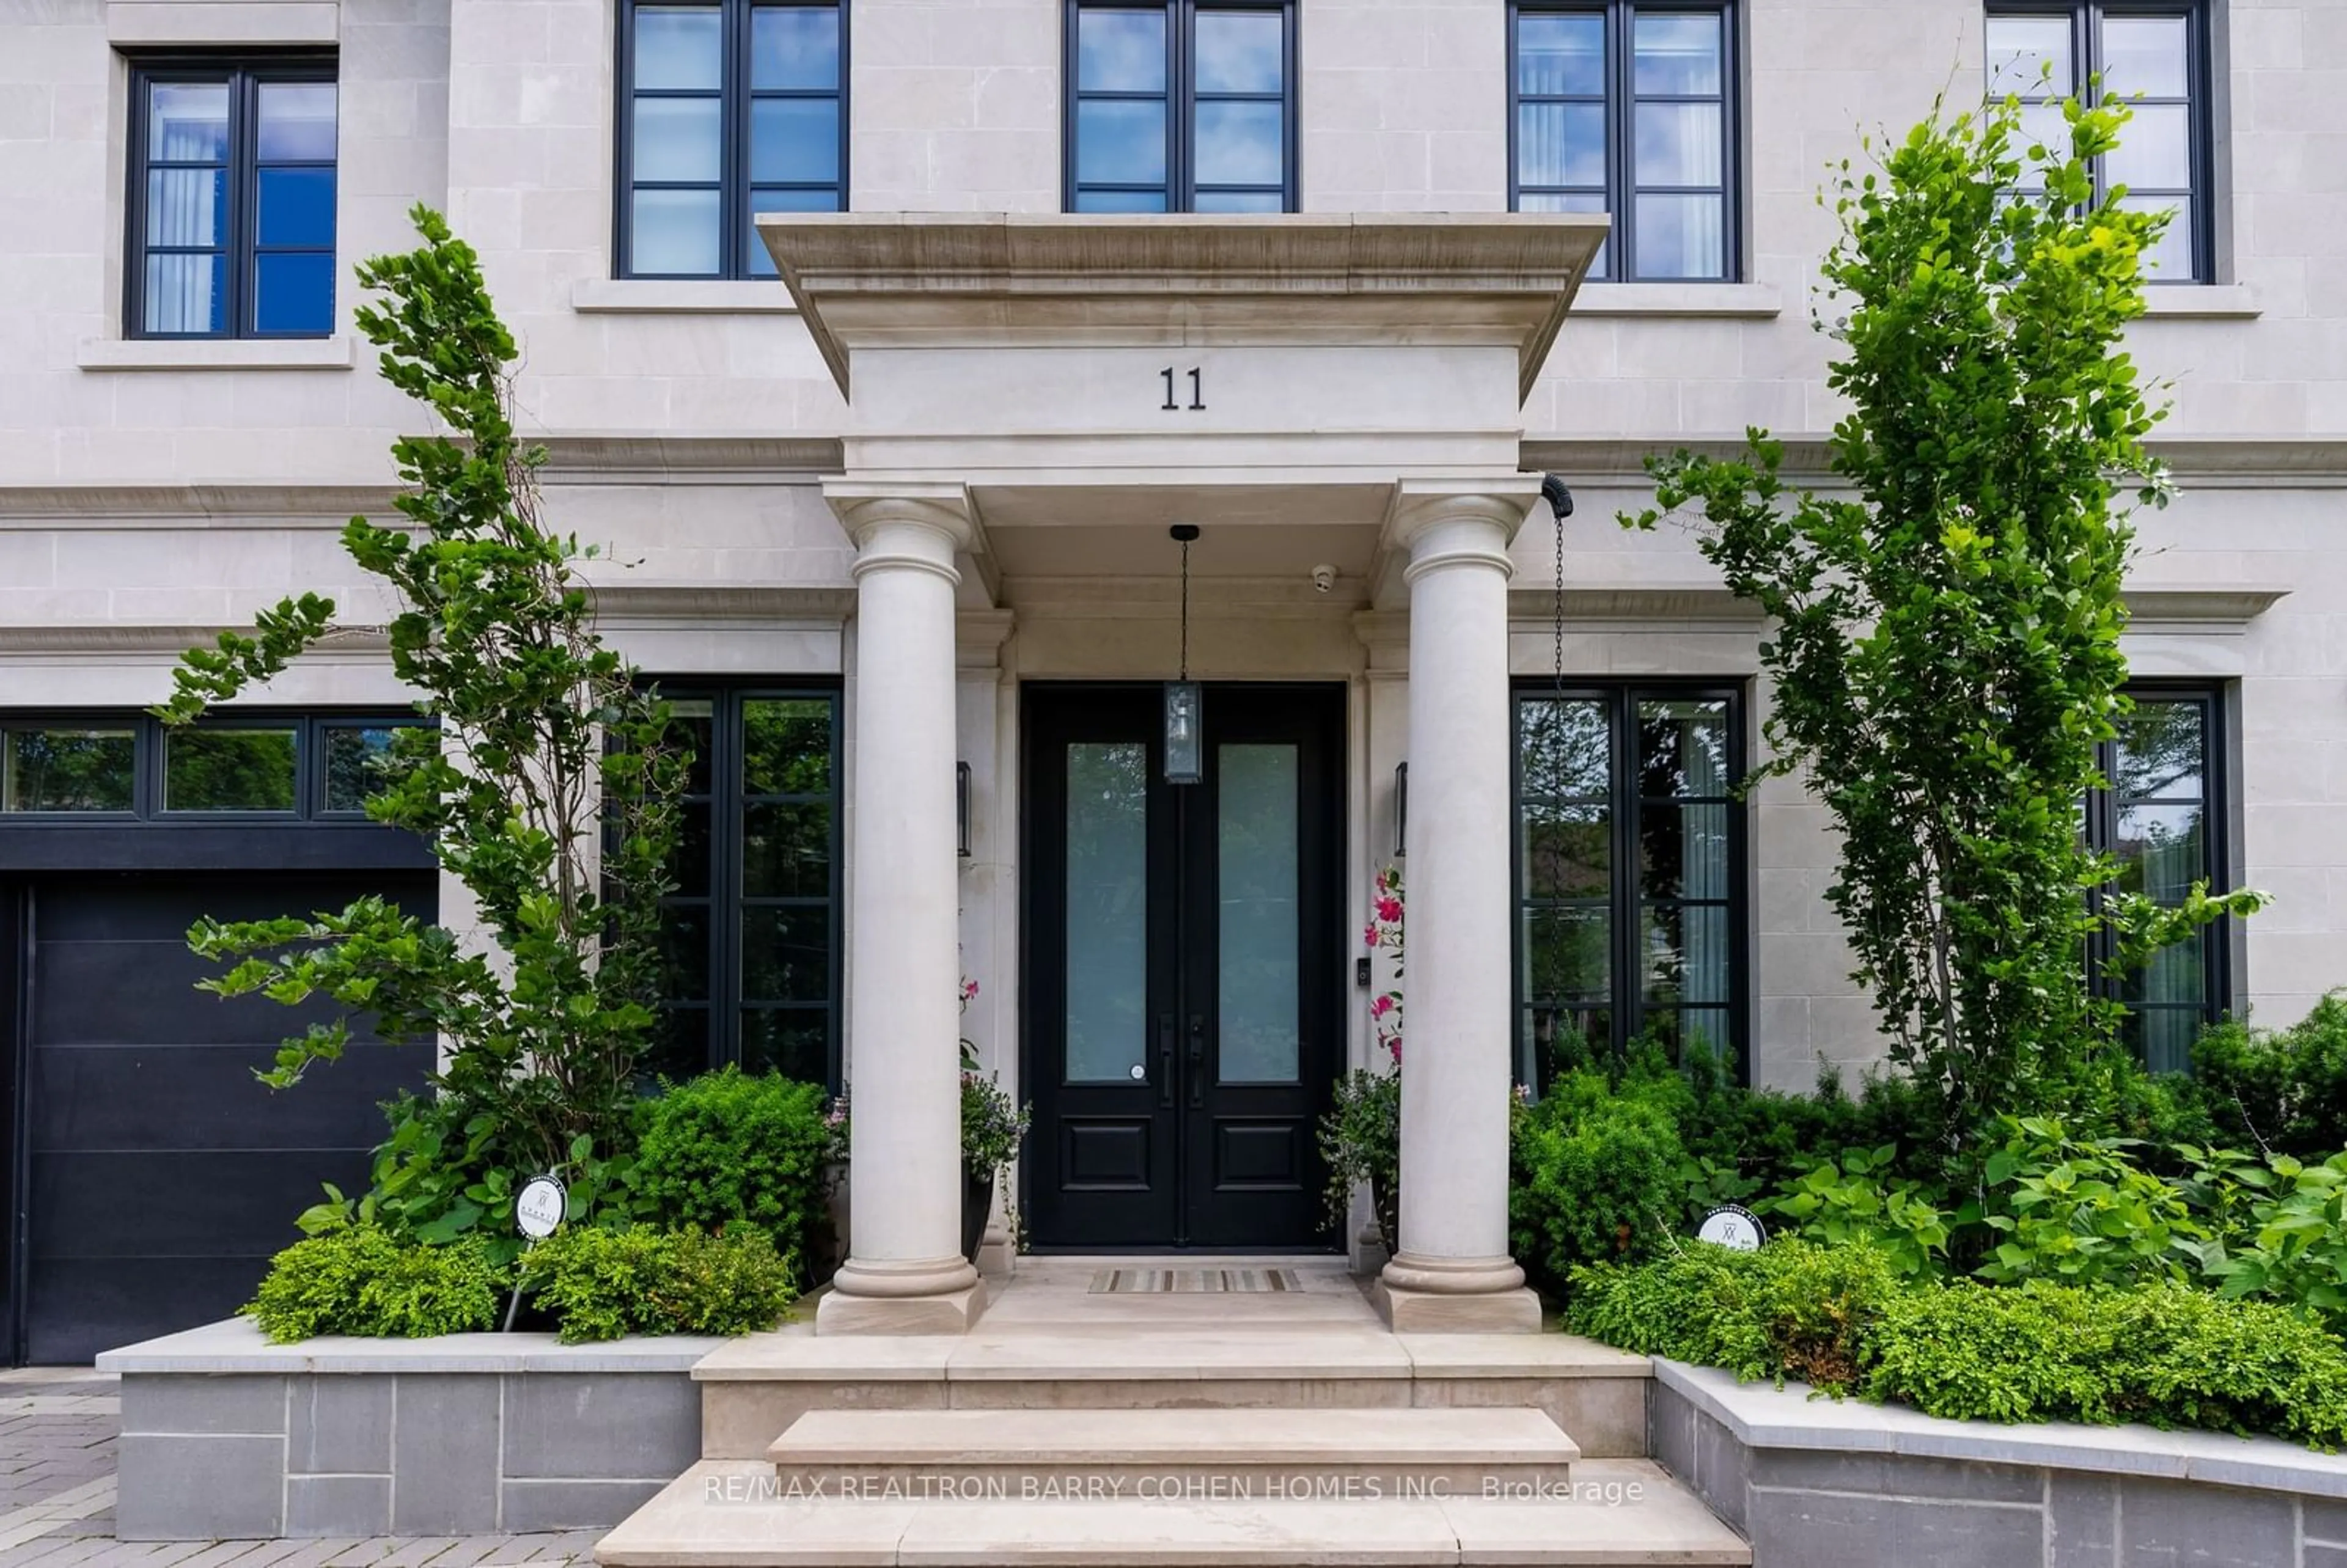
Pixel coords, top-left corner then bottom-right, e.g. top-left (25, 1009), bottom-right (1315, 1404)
top-left (9, 872), bottom-right (435, 1363)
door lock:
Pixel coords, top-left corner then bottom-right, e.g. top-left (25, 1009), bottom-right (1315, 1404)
top-left (1188, 1014), bottom-right (1207, 1109)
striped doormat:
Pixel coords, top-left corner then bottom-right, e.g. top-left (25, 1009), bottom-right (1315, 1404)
top-left (1089, 1267), bottom-right (1302, 1295)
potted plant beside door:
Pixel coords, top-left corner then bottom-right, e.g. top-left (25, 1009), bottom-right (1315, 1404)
top-left (960, 1046), bottom-right (1029, 1264)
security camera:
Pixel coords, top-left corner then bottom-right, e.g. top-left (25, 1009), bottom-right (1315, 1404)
top-left (1310, 564), bottom-right (1337, 595)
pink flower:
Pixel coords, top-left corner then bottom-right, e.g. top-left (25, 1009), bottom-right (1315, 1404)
top-left (1362, 923), bottom-right (1379, 949)
top-left (1375, 898), bottom-right (1403, 925)
top-left (1370, 995), bottom-right (1393, 1018)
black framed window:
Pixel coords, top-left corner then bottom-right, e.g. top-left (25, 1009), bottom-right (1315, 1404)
top-left (619, 1), bottom-right (847, 279)
top-left (0, 713), bottom-right (420, 819)
top-left (1987, 1), bottom-right (2211, 281)
top-left (1510, 1), bottom-right (1735, 280)
top-left (127, 56), bottom-right (337, 338)
top-left (653, 687), bottom-right (842, 1088)
top-left (2088, 687), bottom-right (2230, 1072)
top-left (1065, 0), bottom-right (1296, 213)
top-left (1514, 685), bottom-right (1747, 1083)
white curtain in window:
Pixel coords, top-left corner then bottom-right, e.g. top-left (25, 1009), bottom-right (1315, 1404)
top-left (149, 96), bottom-right (223, 332)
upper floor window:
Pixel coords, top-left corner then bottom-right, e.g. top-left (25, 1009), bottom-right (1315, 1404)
top-left (619, 1), bottom-right (846, 279)
top-left (128, 58), bottom-right (337, 338)
top-left (1987, 1), bottom-right (2211, 282)
top-left (1065, 1), bottom-right (1296, 213)
top-left (2088, 687), bottom-right (2231, 1072)
top-left (1515, 685), bottom-right (1747, 1084)
top-left (1510, 1), bottom-right (1736, 281)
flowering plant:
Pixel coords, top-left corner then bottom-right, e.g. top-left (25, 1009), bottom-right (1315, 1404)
top-left (1364, 865), bottom-right (1404, 1065)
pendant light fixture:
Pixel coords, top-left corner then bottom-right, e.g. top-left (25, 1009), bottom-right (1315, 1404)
top-left (1164, 525), bottom-right (1202, 785)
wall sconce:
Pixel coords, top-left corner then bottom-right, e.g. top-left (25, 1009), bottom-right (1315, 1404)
top-left (1394, 761), bottom-right (1407, 858)
top-left (957, 761), bottom-right (972, 858)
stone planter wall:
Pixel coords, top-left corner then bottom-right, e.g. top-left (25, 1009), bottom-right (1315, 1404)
top-left (1653, 1358), bottom-right (2347, 1568)
top-left (97, 1320), bottom-right (720, 1541)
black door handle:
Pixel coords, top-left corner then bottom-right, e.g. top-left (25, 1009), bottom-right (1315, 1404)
top-left (1157, 1013), bottom-right (1175, 1108)
top-left (1188, 1014), bottom-right (1206, 1109)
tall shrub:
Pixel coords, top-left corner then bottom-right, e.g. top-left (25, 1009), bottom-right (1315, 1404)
top-left (154, 206), bottom-right (685, 1182)
top-left (1624, 95), bottom-right (2258, 1139)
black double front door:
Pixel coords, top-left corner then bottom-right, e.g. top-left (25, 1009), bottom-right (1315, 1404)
top-left (1021, 683), bottom-right (1343, 1251)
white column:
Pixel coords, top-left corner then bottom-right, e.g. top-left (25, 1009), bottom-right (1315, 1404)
top-left (818, 488), bottom-right (985, 1335)
top-left (1375, 482), bottom-right (1543, 1334)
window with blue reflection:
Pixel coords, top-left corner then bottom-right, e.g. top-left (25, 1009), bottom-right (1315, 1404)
top-left (621, 1), bottom-right (844, 280)
top-left (131, 63), bottom-right (336, 337)
top-left (1067, 2), bottom-right (1293, 214)
top-left (1986, 2), bottom-right (2209, 282)
top-left (1511, 2), bottom-right (1734, 281)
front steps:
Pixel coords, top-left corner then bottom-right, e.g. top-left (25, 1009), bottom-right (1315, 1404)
top-left (598, 1457), bottom-right (1750, 1566)
top-left (768, 1407), bottom-right (1580, 1495)
top-left (595, 1258), bottom-right (1749, 1567)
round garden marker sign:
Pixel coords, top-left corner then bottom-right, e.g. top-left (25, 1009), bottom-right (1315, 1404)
top-left (1696, 1204), bottom-right (1766, 1251)
top-left (515, 1176), bottom-right (567, 1239)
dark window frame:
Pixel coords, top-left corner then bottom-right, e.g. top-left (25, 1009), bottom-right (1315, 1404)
top-left (0, 712), bottom-right (419, 823)
top-left (1061, 0), bottom-right (1301, 214)
top-left (123, 51), bottom-right (339, 340)
top-left (651, 683), bottom-right (844, 1090)
top-left (2087, 683), bottom-right (2233, 1068)
top-left (1507, 0), bottom-right (1741, 282)
top-left (1511, 680), bottom-right (1751, 1088)
top-left (1985, 0), bottom-right (2215, 284)
top-left (613, 0), bottom-right (851, 281)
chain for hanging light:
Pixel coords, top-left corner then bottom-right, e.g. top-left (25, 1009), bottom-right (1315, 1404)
top-left (1540, 474), bottom-right (1575, 691)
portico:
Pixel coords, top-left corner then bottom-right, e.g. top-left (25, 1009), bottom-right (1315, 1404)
top-left (755, 213), bottom-right (1606, 1337)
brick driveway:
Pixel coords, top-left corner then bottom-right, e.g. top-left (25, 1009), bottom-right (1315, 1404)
top-left (0, 1371), bottom-right (597, 1568)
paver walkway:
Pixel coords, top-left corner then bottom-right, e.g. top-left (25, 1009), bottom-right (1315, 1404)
top-left (0, 1369), bottom-right (596, 1568)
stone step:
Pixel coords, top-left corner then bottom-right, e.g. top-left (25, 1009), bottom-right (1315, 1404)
top-left (768, 1407), bottom-right (1579, 1493)
top-left (695, 1328), bottom-right (1653, 1462)
top-left (595, 1457), bottom-right (1752, 1566)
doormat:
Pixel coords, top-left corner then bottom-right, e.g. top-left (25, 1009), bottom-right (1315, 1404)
top-left (1089, 1267), bottom-right (1301, 1295)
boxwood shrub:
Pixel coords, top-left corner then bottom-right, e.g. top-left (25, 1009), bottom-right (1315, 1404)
top-left (1567, 1238), bottom-right (2347, 1449)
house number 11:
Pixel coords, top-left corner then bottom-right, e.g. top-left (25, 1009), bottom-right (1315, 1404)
top-left (1160, 366), bottom-right (1205, 412)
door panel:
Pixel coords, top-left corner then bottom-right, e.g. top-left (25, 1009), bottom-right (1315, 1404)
top-left (1023, 683), bottom-right (1341, 1251)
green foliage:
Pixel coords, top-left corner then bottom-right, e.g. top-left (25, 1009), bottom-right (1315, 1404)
top-left (2186, 1148), bottom-right (2347, 1321)
top-left (961, 1057), bottom-right (1030, 1182)
top-left (1318, 1068), bottom-right (1400, 1251)
top-left (1622, 93), bottom-right (2261, 1140)
top-left (1572, 1242), bottom-right (2347, 1448)
top-left (295, 1091), bottom-right (651, 1264)
top-left (1566, 1238), bottom-right (1901, 1390)
top-left (2192, 995), bottom-right (2347, 1158)
top-left (243, 1228), bottom-right (509, 1343)
top-left (1510, 1069), bottom-right (1687, 1292)
top-left (1865, 1280), bottom-right (2347, 1448)
top-left (1755, 1145), bottom-right (1952, 1280)
top-left (1974, 1116), bottom-right (2202, 1288)
top-left (636, 1069), bottom-right (840, 1273)
top-left (154, 205), bottom-right (688, 1193)
top-left (519, 1225), bottom-right (797, 1344)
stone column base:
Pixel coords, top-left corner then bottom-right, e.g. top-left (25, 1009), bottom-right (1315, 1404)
top-left (815, 1281), bottom-right (988, 1335)
top-left (1373, 1251), bottom-right (1542, 1334)
top-left (976, 1225), bottom-right (1016, 1280)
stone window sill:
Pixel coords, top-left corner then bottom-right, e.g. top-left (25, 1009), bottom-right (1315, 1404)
top-left (1570, 283), bottom-right (1782, 319)
top-left (2137, 284), bottom-right (2260, 319)
top-left (571, 279), bottom-right (800, 315)
top-left (77, 336), bottom-right (356, 372)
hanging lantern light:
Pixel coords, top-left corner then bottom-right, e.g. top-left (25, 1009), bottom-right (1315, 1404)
top-left (1164, 525), bottom-right (1202, 785)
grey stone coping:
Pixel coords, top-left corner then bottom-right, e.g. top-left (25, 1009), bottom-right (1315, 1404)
top-left (1655, 1358), bottom-right (2347, 1499)
top-left (95, 1316), bottom-right (726, 1374)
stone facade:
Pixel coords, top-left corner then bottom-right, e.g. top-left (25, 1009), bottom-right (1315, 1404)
top-left (1, 1), bottom-right (2341, 1117)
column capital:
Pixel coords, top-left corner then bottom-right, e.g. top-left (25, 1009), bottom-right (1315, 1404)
top-left (1381, 475), bottom-right (1544, 557)
top-left (823, 478), bottom-right (980, 555)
